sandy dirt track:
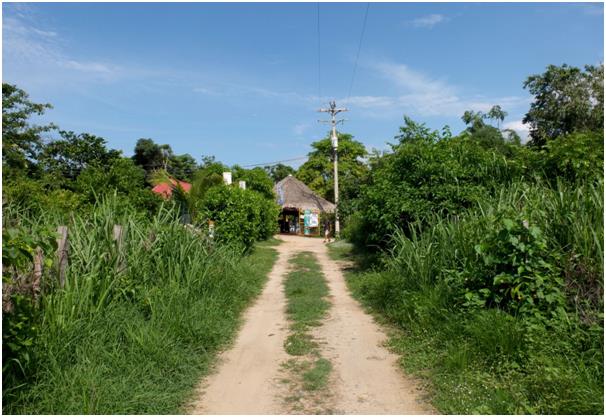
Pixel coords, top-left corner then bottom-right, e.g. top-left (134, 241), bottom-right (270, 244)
top-left (189, 235), bottom-right (433, 415)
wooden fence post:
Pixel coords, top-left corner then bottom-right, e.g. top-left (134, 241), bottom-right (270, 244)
top-left (113, 225), bottom-right (127, 274)
top-left (56, 226), bottom-right (69, 287)
top-left (32, 246), bottom-right (43, 300)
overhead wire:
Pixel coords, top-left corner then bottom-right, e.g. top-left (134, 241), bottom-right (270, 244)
top-left (346, 2), bottom-right (370, 103)
top-left (240, 155), bottom-right (308, 168)
top-left (317, 2), bottom-right (322, 105)
top-left (227, 5), bottom-right (370, 172)
top-left (241, 5), bottom-right (323, 171)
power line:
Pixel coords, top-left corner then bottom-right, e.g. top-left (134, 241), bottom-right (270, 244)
top-left (317, 2), bottom-right (322, 105)
top-left (346, 2), bottom-right (370, 103)
top-left (240, 155), bottom-right (308, 168)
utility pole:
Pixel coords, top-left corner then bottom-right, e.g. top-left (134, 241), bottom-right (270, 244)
top-left (319, 100), bottom-right (347, 238)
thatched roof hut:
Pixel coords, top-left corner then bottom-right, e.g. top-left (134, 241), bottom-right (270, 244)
top-left (274, 175), bottom-right (335, 213)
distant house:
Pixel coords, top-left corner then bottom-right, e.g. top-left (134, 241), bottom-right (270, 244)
top-left (274, 175), bottom-right (335, 236)
top-left (151, 178), bottom-right (192, 199)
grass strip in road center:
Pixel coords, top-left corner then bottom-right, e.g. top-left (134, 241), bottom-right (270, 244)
top-left (283, 252), bottom-right (330, 356)
top-left (281, 251), bottom-right (333, 412)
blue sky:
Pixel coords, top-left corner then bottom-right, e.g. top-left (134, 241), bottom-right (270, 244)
top-left (3, 2), bottom-right (604, 167)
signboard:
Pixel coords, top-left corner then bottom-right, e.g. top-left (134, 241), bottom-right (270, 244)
top-left (303, 209), bottom-right (311, 227)
top-left (303, 210), bottom-right (319, 234)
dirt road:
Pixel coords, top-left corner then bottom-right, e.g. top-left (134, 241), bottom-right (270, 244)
top-left (189, 235), bottom-right (432, 414)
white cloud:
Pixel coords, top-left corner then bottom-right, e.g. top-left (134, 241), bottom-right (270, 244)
top-left (3, 13), bottom-right (124, 84)
top-left (192, 87), bottom-right (221, 95)
top-left (502, 120), bottom-right (530, 143)
top-left (410, 14), bottom-right (448, 29)
top-left (345, 95), bottom-right (395, 108)
top-left (62, 60), bottom-right (116, 74)
top-left (344, 60), bottom-right (530, 119)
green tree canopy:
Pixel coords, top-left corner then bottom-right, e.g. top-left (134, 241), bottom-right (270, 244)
top-left (232, 166), bottom-right (275, 200)
top-left (2, 83), bottom-right (55, 176)
top-left (264, 163), bottom-right (295, 182)
top-left (39, 130), bottom-right (121, 182)
top-left (170, 153), bottom-right (197, 182)
top-left (523, 63), bottom-right (604, 147)
top-left (132, 138), bottom-right (198, 181)
top-left (132, 138), bottom-right (172, 175)
top-left (460, 106), bottom-right (520, 153)
top-left (296, 132), bottom-right (368, 203)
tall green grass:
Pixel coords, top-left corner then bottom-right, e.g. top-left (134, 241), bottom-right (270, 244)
top-left (3, 197), bottom-right (279, 414)
top-left (335, 179), bottom-right (604, 414)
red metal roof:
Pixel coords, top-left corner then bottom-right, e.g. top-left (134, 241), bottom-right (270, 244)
top-left (151, 179), bottom-right (192, 199)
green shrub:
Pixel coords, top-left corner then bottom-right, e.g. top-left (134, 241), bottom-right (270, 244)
top-left (2, 226), bottom-right (57, 386)
top-left (75, 158), bottom-right (162, 213)
top-left (350, 134), bottom-right (524, 251)
top-left (540, 131), bottom-right (604, 184)
top-left (197, 186), bottom-right (278, 250)
top-left (470, 214), bottom-right (565, 319)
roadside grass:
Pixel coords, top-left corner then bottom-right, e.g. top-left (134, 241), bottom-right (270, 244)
top-left (326, 239), bottom-right (354, 262)
top-left (281, 251), bottom-right (332, 403)
top-left (3, 202), bottom-right (279, 414)
top-left (328, 241), bottom-right (604, 414)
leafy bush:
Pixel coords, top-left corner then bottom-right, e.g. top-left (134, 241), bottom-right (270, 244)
top-left (349, 130), bottom-right (524, 250)
top-left (539, 130), bottom-right (604, 184)
top-left (75, 157), bottom-right (162, 213)
top-left (2, 225), bottom-right (57, 386)
top-left (470, 214), bottom-right (565, 319)
top-left (197, 186), bottom-right (279, 250)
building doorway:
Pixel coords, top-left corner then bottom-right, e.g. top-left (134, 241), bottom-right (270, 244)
top-left (279, 208), bottom-right (299, 234)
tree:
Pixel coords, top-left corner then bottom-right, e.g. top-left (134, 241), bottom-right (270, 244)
top-left (523, 64), bottom-right (604, 147)
top-left (395, 116), bottom-right (450, 145)
top-left (461, 105), bottom-right (507, 135)
top-left (347, 116), bottom-right (524, 250)
top-left (132, 138), bottom-right (198, 181)
top-left (170, 153), bottom-right (197, 182)
top-left (75, 157), bottom-right (161, 211)
top-left (39, 130), bottom-right (121, 182)
top-left (460, 106), bottom-right (520, 154)
top-left (461, 110), bottom-right (486, 133)
top-left (487, 105), bottom-right (507, 129)
top-left (132, 138), bottom-right (168, 175)
top-left (296, 132), bottom-right (368, 203)
top-left (189, 160), bottom-right (229, 204)
top-left (2, 83), bottom-right (55, 176)
top-left (264, 163), bottom-right (295, 182)
top-left (232, 166), bottom-right (275, 200)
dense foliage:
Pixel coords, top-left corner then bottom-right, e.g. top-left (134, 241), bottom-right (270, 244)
top-left (345, 116), bottom-right (529, 249)
top-left (341, 63), bottom-right (604, 413)
top-left (296, 132), bottom-right (368, 216)
top-left (264, 162), bottom-right (296, 182)
top-left (2, 200), bottom-right (278, 413)
top-left (197, 186), bottom-right (279, 250)
top-left (2, 83), bottom-right (280, 413)
top-left (523, 64), bottom-right (603, 147)
top-left (132, 138), bottom-right (198, 181)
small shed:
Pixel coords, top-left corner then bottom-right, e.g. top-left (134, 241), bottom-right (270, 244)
top-left (274, 175), bottom-right (335, 236)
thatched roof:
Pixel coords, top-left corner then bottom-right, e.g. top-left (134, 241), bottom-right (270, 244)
top-left (274, 175), bottom-right (335, 213)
